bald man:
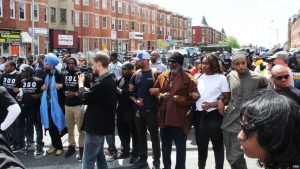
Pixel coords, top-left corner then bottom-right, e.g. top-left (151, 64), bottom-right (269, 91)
top-left (271, 65), bottom-right (300, 104)
top-left (149, 51), bottom-right (167, 74)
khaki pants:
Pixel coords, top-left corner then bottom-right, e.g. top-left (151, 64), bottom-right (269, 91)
top-left (65, 105), bottom-right (85, 147)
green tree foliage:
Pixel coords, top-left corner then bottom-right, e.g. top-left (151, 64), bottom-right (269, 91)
top-left (218, 36), bottom-right (240, 48)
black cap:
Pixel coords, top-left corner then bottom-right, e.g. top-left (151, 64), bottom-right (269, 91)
top-left (21, 65), bottom-right (34, 75)
top-left (122, 61), bottom-right (134, 69)
top-left (169, 52), bottom-right (184, 66)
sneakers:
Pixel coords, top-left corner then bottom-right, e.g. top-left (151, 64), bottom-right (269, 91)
top-left (106, 147), bottom-right (118, 162)
top-left (46, 148), bottom-right (57, 154)
top-left (133, 159), bottom-right (148, 169)
top-left (12, 144), bottom-right (25, 153)
top-left (55, 149), bottom-right (63, 156)
top-left (64, 146), bottom-right (76, 158)
top-left (117, 152), bottom-right (130, 159)
top-left (25, 144), bottom-right (35, 152)
top-left (76, 147), bottom-right (84, 161)
top-left (35, 145), bottom-right (44, 155)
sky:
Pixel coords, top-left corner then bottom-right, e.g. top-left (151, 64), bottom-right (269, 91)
top-left (143, 0), bottom-right (300, 48)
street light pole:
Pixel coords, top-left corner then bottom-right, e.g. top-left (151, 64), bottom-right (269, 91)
top-left (31, 0), bottom-right (35, 56)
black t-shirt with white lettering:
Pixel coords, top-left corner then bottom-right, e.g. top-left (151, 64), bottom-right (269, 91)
top-left (0, 72), bottom-right (22, 98)
top-left (21, 77), bottom-right (44, 105)
top-left (0, 86), bottom-right (17, 125)
top-left (63, 70), bottom-right (81, 106)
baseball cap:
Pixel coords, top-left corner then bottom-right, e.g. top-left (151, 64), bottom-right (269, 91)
top-left (260, 52), bottom-right (267, 58)
top-left (271, 51), bottom-right (289, 60)
top-left (122, 61), bottom-right (134, 69)
top-left (133, 51), bottom-right (150, 61)
top-left (21, 65), bottom-right (34, 75)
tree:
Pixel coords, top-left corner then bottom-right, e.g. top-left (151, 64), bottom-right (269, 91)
top-left (218, 36), bottom-right (240, 48)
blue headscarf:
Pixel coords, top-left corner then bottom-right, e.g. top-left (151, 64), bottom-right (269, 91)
top-left (40, 70), bottom-right (66, 132)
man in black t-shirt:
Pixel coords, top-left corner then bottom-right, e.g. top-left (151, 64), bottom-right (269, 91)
top-left (271, 65), bottom-right (300, 105)
top-left (16, 66), bottom-right (44, 155)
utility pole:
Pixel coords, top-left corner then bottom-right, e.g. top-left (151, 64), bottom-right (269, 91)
top-left (31, 0), bottom-right (35, 56)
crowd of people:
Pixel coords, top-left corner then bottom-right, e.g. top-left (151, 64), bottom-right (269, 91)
top-left (0, 48), bottom-right (299, 169)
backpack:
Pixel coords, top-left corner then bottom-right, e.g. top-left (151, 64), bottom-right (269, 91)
top-left (134, 68), bottom-right (157, 84)
top-left (0, 133), bottom-right (26, 169)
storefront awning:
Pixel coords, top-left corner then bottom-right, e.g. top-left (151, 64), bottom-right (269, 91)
top-left (167, 39), bottom-right (175, 46)
top-left (21, 32), bottom-right (32, 43)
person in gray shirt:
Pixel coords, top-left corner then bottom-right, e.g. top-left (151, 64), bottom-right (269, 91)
top-left (150, 51), bottom-right (167, 74)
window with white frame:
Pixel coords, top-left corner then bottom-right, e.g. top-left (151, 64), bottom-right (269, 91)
top-left (50, 7), bottom-right (56, 22)
top-left (131, 5), bottom-right (135, 16)
top-left (160, 13), bottom-right (163, 22)
top-left (118, 19), bottom-right (122, 31)
top-left (32, 4), bottom-right (39, 21)
top-left (102, 38), bottom-right (107, 49)
top-left (75, 12), bottom-right (79, 26)
top-left (159, 27), bottom-right (162, 35)
top-left (148, 25), bottom-right (150, 34)
top-left (167, 16), bottom-right (170, 24)
top-left (83, 13), bottom-right (89, 26)
top-left (137, 7), bottom-right (140, 16)
top-left (111, 18), bottom-right (115, 30)
top-left (102, 16), bottom-right (107, 28)
top-left (45, 7), bottom-right (48, 22)
top-left (10, 0), bottom-right (15, 18)
top-left (95, 0), bottom-right (99, 8)
top-left (60, 8), bottom-right (66, 24)
top-left (83, 0), bottom-right (89, 5)
top-left (142, 24), bottom-right (145, 33)
top-left (167, 28), bottom-right (170, 36)
top-left (125, 21), bottom-right (129, 31)
top-left (131, 21), bottom-right (135, 31)
top-left (19, 2), bottom-right (25, 20)
top-left (193, 29), bottom-right (195, 35)
top-left (75, 0), bottom-right (80, 4)
top-left (71, 10), bottom-right (74, 25)
top-left (0, 0), bottom-right (2, 17)
top-left (117, 1), bottom-right (122, 13)
top-left (142, 8), bottom-right (146, 18)
top-left (94, 39), bottom-right (99, 49)
top-left (148, 10), bottom-right (150, 19)
top-left (83, 38), bottom-right (89, 52)
top-left (152, 11), bottom-right (155, 21)
top-left (152, 26), bottom-right (155, 34)
top-left (125, 4), bottom-right (129, 15)
top-left (111, 0), bottom-right (115, 12)
top-left (102, 0), bottom-right (107, 9)
top-left (95, 15), bottom-right (99, 28)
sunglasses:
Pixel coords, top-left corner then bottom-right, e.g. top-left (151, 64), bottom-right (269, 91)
top-left (273, 75), bottom-right (289, 81)
top-left (240, 122), bottom-right (256, 139)
top-left (168, 60), bottom-right (177, 64)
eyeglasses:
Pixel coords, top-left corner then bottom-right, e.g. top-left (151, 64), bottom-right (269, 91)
top-left (273, 74), bottom-right (289, 81)
top-left (240, 122), bottom-right (256, 139)
top-left (168, 60), bottom-right (177, 64)
top-left (79, 59), bottom-right (85, 62)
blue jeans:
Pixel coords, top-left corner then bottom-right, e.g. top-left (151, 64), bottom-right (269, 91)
top-left (160, 126), bottom-right (186, 169)
top-left (105, 133), bottom-right (116, 149)
top-left (83, 132), bottom-right (108, 169)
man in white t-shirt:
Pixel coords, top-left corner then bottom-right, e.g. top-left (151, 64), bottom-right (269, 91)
top-left (109, 51), bottom-right (122, 81)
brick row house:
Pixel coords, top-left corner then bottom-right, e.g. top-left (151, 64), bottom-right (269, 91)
top-left (0, 0), bottom-right (192, 56)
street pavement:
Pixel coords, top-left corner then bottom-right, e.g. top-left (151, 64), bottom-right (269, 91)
top-left (16, 127), bottom-right (259, 169)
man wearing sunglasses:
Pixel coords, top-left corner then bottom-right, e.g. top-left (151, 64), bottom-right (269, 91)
top-left (270, 65), bottom-right (300, 104)
top-left (271, 51), bottom-right (294, 86)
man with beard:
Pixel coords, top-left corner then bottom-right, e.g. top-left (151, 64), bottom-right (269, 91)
top-left (40, 53), bottom-right (66, 156)
top-left (16, 66), bottom-right (44, 155)
top-left (129, 51), bottom-right (161, 169)
top-left (62, 57), bottom-right (85, 160)
top-left (221, 53), bottom-right (268, 169)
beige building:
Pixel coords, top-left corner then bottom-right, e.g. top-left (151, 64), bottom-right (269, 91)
top-left (288, 11), bottom-right (300, 48)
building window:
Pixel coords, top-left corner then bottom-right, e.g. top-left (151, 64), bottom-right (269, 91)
top-left (102, 0), bottom-right (107, 9)
top-left (60, 8), bottom-right (66, 24)
top-left (19, 2), bottom-right (25, 20)
top-left (102, 38), bottom-right (107, 49)
top-left (137, 7), bottom-right (140, 16)
top-left (125, 3), bottom-right (129, 15)
top-left (95, 15), bottom-right (99, 28)
top-left (131, 5), bottom-right (135, 16)
top-left (102, 16), bottom-right (107, 29)
top-left (94, 39), bottom-right (99, 49)
top-left (32, 4), bottom-right (39, 21)
top-left (83, 0), bottom-right (89, 6)
top-left (118, 1), bottom-right (122, 13)
top-left (95, 0), bottom-right (99, 8)
top-left (10, 0), bottom-right (15, 18)
top-left (137, 23), bottom-right (139, 32)
top-left (152, 11), bottom-right (155, 21)
top-left (152, 26), bottom-right (155, 34)
top-left (34, 35), bottom-right (39, 56)
top-left (75, 0), bottom-right (80, 4)
top-left (142, 24), bottom-right (145, 33)
top-left (131, 22), bottom-right (135, 31)
top-left (111, 0), bottom-right (115, 12)
top-left (159, 27), bottom-right (162, 35)
top-left (142, 8), bottom-right (146, 18)
top-left (50, 7), bottom-right (56, 23)
top-left (111, 18), bottom-right (115, 30)
top-left (160, 13), bottom-right (163, 22)
top-left (71, 10), bottom-right (74, 25)
top-left (148, 25), bottom-right (150, 34)
top-left (125, 21), bottom-right (129, 31)
top-left (0, 0), bottom-right (2, 17)
top-left (118, 19), bottom-right (122, 31)
top-left (75, 12), bottom-right (80, 26)
top-left (193, 29), bottom-right (195, 35)
top-left (83, 38), bottom-right (89, 52)
top-left (45, 7), bottom-right (48, 22)
top-left (83, 13), bottom-right (89, 26)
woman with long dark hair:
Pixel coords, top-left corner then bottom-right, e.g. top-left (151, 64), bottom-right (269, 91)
top-left (238, 89), bottom-right (300, 169)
